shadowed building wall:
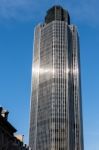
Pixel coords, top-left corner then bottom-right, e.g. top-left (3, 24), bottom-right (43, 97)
top-left (0, 107), bottom-right (31, 150)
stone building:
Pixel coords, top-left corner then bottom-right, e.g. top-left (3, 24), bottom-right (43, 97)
top-left (0, 107), bottom-right (31, 150)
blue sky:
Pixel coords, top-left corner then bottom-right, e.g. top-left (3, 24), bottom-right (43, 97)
top-left (0, 0), bottom-right (99, 149)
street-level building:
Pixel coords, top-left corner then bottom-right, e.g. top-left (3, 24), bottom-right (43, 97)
top-left (0, 107), bottom-right (31, 150)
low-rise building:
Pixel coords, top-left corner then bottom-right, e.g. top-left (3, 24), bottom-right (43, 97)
top-left (0, 107), bottom-right (31, 150)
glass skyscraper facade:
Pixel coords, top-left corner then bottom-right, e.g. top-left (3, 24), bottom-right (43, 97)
top-left (29, 6), bottom-right (84, 150)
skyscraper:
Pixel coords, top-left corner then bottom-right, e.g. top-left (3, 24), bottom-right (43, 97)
top-left (29, 6), bottom-right (84, 150)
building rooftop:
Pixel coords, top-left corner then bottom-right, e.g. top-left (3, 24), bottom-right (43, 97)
top-left (45, 5), bottom-right (70, 24)
top-left (0, 107), bottom-right (17, 135)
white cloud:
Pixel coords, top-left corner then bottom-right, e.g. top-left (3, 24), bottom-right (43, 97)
top-left (0, 0), bottom-right (99, 26)
top-left (0, 0), bottom-right (34, 21)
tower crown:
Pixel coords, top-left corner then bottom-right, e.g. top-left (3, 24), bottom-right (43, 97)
top-left (45, 5), bottom-right (70, 24)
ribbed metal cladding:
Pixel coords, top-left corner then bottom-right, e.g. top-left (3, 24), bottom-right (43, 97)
top-left (29, 6), bottom-right (84, 150)
top-left (45, 6), bottom-right (70, 24)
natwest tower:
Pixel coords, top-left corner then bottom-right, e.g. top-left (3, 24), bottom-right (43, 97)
top-left (29, 5), bottom-right (84, 150)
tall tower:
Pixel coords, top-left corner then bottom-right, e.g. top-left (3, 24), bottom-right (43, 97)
top-left (29, 6), bottom-right (84, 150)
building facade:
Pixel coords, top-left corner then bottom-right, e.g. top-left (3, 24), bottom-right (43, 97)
top-left (0, 107), bottom-right (31, 150)
top-left (29, 6), bottom-right (84, 150)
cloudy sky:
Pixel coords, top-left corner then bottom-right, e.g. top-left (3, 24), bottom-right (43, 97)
top-left (0, 0), bottom-right (99, 149)
top-left (0, 0), bottom-right (99, 25)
